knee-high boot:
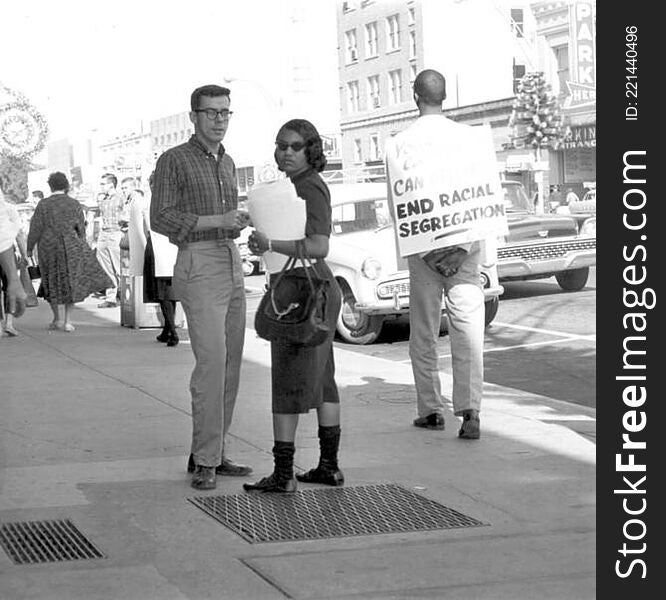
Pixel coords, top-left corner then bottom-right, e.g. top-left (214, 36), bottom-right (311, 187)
top-left (296, 426), bottom-right (344, 486)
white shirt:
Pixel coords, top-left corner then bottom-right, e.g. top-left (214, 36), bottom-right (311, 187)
top-left (0, 193), bottom-right (20, 253)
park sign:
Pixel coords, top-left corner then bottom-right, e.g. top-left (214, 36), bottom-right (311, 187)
top-left (385, 122), bottom-right (508, 257)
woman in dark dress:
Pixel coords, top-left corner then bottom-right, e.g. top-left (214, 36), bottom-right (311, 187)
top-left (243, 119), bottom-right (343, 494)
top-left (27, 172), bottom-right (112, 331)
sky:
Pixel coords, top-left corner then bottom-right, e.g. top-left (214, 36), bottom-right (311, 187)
top-left (1, 0), bottom-right (341, 141)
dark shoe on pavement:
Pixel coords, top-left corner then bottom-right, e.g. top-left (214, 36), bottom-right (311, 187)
top-left (156, 329), bottom-right (169, 343)
top-left (166, 332), bottom-right (179, 347)
top-left (191, 465), bottom-right (217, 490)
top-left (243, 473), bottom-right (297, 494)
top-left (97, 301), bottom-right (118, 308)
top-left (296, 467), bottom-right (344, 486)
top-left (187, 454), bottom-right (253, 476)
top-left (413, 413), bottom-right (445, 430)
top-left (458, 410), bottom-right (481, 439)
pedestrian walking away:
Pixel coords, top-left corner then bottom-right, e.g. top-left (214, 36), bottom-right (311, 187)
top-left (26, 172), bottom-right (112, 332)
top-left (243, 118), bottom-right (343, 494)
top-left (150, 84), bottom-right (253, 491)
top-left (385, 69), bottom-right (486, 440)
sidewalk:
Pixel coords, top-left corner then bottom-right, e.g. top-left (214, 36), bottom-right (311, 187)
top-left (0, 297), bottom-right (596, 599)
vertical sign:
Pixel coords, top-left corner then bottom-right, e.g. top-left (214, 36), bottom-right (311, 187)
top-left (565, 1), bottom-right (597, 108)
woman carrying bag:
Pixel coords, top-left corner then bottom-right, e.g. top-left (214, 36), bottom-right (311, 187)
top-left (243, 119), bottom-right (343, 494)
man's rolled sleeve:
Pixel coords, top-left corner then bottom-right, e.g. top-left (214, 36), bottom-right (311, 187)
top-left (150, 153), bottom-right (199, 244)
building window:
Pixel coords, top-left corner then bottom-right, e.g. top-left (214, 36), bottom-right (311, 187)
top-left (237, 166), bottom-right (255, 194)
top-left (510, 8), bottom-right (524, 38)
top-left (512, 62), bottom-right (526, 93)
top-left (409, 30), bottom-right (417, 59)
top-left (553, 45), bottom-right (570, 93)
top-left (353, 138), bottom-right (363, 163)
top-left (408, 6), bottom-right (415, 26)
top-left (410, 64), bottom-right (417, 88)
top-left (365, 21), bottom-right (378, 57)
top-left (386, 14), bottom-right (400, 51)
top-left (367, 75), bottom-right (380, 109)
top-left (388, 69), bottom-right (402, 104)
top-left (370, 134), bottom-right (380, 161)
top-left (342, 1), bottom-right (358, 12)
top-left (345, 29), bottom-right (358, 63)
top-left (347, 80), bottom-right (360, 113)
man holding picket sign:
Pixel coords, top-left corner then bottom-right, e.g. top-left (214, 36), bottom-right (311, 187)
top-left (385, 69), bottom-right (508, 440)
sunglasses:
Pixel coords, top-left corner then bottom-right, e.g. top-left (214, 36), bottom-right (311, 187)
top-left (275, 140), bottom-right (308, 152)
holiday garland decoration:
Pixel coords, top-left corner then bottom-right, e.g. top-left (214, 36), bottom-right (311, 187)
top-left (0, 83), bottom-right (49, 202)
top-left (508, 71), bottom-right (564, 152)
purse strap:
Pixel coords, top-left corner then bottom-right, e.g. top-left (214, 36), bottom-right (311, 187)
top-left (269, 240), bottom-right (324, 319)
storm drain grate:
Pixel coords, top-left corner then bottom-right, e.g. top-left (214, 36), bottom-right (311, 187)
top-left (188, 483), bottom-right (487, 543)
top-left (0, 519), bottom-right (105, 565)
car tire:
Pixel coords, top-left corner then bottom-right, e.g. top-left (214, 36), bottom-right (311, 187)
top-left (555, 267), bottom-right (589, 291)
top-left (439, 296), bottom-right (499, 334)
top-left (336, 280), bottom-right (384, 345)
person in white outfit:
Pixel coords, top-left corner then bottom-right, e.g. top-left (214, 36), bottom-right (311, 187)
top-left (385, 69), bottom-right (484, 439)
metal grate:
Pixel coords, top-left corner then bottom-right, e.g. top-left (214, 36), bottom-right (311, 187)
top-left (498, 239), bottom-right (596, 262)
top-left (0, 519), bottom-right (105, 565)
top-left (188, 483), bottom-right (487, 543)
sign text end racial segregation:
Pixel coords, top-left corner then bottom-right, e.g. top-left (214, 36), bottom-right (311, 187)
top-left (385, 123), bottom-right (509, 258)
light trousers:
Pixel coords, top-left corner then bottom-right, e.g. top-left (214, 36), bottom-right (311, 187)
top-left (407, 244), bottom-right (485, 417)
top-left (173, 240), bottom-right (246, 467)
top-left (96, 230), bottom-right (122, 302)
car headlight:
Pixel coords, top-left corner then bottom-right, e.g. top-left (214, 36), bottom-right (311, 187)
top-left (579, 217), bottom-right (596, 237)
top-left (361, 257), bottom-right (382, 280)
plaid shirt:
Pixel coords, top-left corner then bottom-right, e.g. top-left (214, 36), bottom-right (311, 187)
top-left (99, 190), bottom-right (128, 231)
top-left (150, 135), bottom-right (239, 245)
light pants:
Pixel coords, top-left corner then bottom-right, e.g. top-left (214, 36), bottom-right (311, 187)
top-left (407, 244), bottom-right (485, 417)
top-left (96, 230), bottom-right (123, 302)
top-left (173, 240), bottom-right (246, 467)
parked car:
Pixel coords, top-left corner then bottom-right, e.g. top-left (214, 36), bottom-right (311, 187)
top-left (498, 180), bottom-right (596, 291)
top-left (236, 227), bottom-right (264, 276)
top-left (568, 187), bottom-right (596, 217)
top-left (326, 183), bottom-right (503, 344)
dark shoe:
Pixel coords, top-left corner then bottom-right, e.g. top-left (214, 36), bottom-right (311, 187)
top-left (191, 465), bottom-right (216, 490)
top-left (156, 329), bottom-right (169, 343)
top-left (187, 454), bottom-right (252, 476)
top-left (458, 410), bottom-right (481, 439)
top-left (296, 467), bottom-right (344, 486)
top-left (243, 473), bottom-right (297, 494)
top-left (97, 301), bottom-right (118, 308)
top-left (413, 413), bottom-right (445, 430)
top-left (166, 332), bottom-right (179, 347)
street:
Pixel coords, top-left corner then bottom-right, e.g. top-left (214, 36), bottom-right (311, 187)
top-left (245, 267), bottom-right (596, 410)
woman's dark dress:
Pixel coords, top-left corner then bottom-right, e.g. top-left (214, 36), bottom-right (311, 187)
top-left (27, 194), bottom-right (112, 304)
top-left (270, 169), bottom-right (342, 414)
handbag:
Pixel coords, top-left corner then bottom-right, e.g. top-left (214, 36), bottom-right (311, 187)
top-left (27, 258), bottom-right (41, 280)
top-left (255, 241), bottom-right (332, 347)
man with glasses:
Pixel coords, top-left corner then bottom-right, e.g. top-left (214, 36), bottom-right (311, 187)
top-left (96, 173), bottom-right (127, 308)
top-left (150, 84), bottom-right (252, 490)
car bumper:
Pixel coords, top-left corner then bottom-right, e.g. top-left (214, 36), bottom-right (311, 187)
top-left (354, 284), bottom-right (503, 316)
top-left (497, 238), bottom-right (596, 279)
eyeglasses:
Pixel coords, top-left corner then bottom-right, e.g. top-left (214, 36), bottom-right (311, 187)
top-left (194, 109), bottom-right (234, 120)
top-left (275, 140), bottom-right (308, 152)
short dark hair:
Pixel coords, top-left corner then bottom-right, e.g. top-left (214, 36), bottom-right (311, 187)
top-left (190, 85), bottom-right (231, 111)
top-left (274, 119), bottom-right (327, 173)
top-left (47, 172), bottom-right (70, 193)
top-left (101, 173), bottom-right (118, 187)
top-left (32, 190), bottom-right (45, 200)
top-left (413, 69), bottom-right (447, 106)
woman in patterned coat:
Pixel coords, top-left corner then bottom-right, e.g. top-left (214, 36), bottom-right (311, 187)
top-left (27, 172), bottom-right (112, 331)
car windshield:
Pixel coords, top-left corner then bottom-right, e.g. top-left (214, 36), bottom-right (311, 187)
top-left (502, 183), bottom-right (533, 213)
top-left (331, 198), bottom-right (393, 234)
